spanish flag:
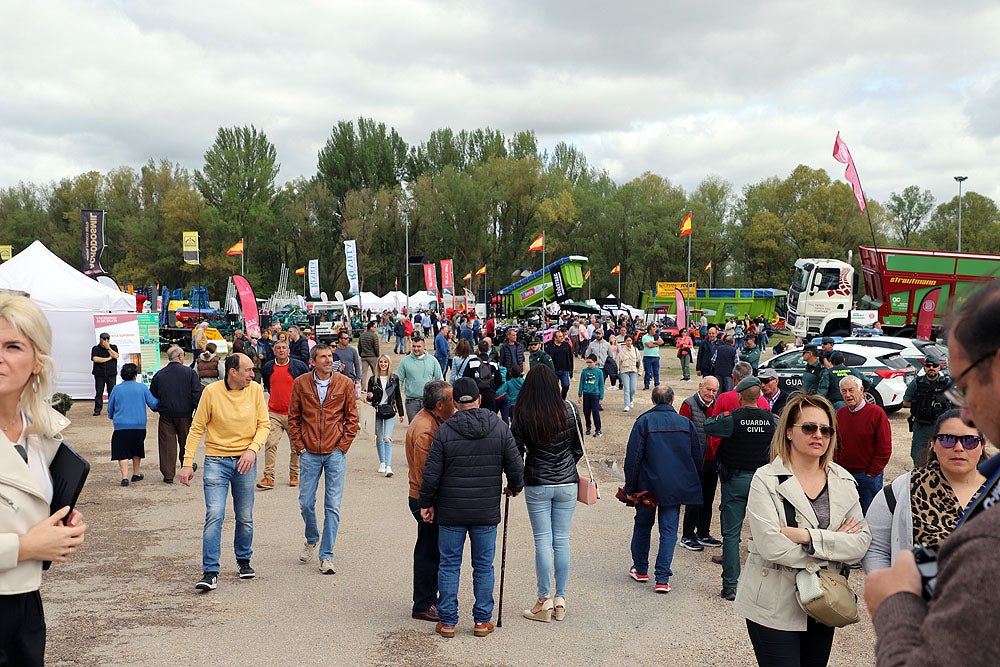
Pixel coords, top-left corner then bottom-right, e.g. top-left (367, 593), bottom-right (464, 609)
top-left (584, 269), bottom-right (591, 280)
top-left (527, 232), bottom-right (544, 253)
top-left (679, 212), bottom-right (692, 237)
top-left (475, 265), bottom-right (487, 276)
top-left (610, 263), bottom-right (620, 275)
top-left (295, 267), bottom-right (305, 275)
top-left (705, 260), bottom-right (712, 272)
top-left (463, 271), bottom-right (472, 281)
top-left (226, 240), bottom-right (244, 256)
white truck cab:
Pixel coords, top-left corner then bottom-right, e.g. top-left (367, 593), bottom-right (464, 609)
top-left (787, 258), bottom-right (855, 339)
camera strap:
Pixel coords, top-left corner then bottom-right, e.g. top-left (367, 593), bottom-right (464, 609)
top-left (956, 454), bottom-right (1000, 528)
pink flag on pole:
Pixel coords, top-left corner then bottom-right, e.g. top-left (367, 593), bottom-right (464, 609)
top-left (674, 289), bottom-right (687, 330)
top-left (232, 275), bottom-right (261, 338)
top-left (833, 132), bottom-right (866, 212)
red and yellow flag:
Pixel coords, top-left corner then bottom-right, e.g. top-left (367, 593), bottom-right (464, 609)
top-left (705, 260), bottom-right (712, 272)
top-left (475, 265), bottom-right (487, 276)
top-left (527, 232), bottom-right (544, 253)
top-left (610, 263), bottom-right (620, 275)
top-left (463, 271), bottom-right (472, 281)
top-left (295, 266), bottom-right (305, 275)
top-left (679, 212), bottom-right (692, 237)
top-left (226, 240), bottom-right (244, 256)
top-left (584, 269), bottom-right (591, 280)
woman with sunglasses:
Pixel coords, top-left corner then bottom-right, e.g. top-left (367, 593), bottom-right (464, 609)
top-left (0, 295), bottom-right (87, 665)
top-left (734, 393), bottom-right (870, 667)
top-left (862, 409), bottom-right (987, 573)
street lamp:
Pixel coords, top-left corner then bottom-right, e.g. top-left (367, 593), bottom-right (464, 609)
top-left (955, 176), bottom-right (968, 252)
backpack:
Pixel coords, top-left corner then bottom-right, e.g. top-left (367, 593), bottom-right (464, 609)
top-left (466, 357), bottom-right (501, 392)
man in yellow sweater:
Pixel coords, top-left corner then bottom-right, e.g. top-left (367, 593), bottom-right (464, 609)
top-left (179, 353), bottom-right (269, 591)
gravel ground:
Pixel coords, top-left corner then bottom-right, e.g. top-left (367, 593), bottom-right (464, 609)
top-left (40, 346), bottom-right (923, 666)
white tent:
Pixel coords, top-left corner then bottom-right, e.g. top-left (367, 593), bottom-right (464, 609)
top-left (0, 241), bottom-right (136, 399)
top-left (380, 290), bottom-right (408, 310)
top-left (408, 291), bottom-right (438, 309)
top-left (344, 291), bottom-right (382, 309)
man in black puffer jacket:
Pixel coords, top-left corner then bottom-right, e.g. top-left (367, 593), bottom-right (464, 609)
top-left (419, 377), bottom-right (524, 639)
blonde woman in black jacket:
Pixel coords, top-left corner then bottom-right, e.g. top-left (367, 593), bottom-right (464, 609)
top-left (511, 365), bottom-right (585, 623)
top-left (365, 355), bottom-right (404, 477)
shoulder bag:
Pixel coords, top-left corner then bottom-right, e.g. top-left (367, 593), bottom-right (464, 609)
top-left (572, 401), bottom-right (599, 505)
top-left (778, 479), bottom-right (860, 628)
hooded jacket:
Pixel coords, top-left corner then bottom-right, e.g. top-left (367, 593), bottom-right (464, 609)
top-left (418, 408), bottom-right (524, 526)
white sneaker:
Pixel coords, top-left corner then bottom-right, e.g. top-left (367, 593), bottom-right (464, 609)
top-left (320, 559), bottom-right (335, 575)
top-left (385, 466), bottom-right (393, 478)
top-left (378, 462), bottom-right (386, 474)
top-left (299, 542), bottom-right (317, 563)
top-left (624, 406), bottom-right (631, 412)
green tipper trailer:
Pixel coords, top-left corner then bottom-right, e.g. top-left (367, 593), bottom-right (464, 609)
top-left (497, 256), bottom-right (588, 313)
top-left (639, 288), bottom-right (787, 322)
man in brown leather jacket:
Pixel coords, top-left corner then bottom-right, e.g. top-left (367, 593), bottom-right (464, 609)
top-left (288, 344), bottom-right (359, 575)
top-left (405, 380), bottom-right (455, 622)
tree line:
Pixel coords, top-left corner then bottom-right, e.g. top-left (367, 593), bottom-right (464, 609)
top-left (2, 119), bottom-right (997, 306)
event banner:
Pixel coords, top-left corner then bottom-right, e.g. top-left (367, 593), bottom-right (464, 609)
top-left (137, 313), bottom-right (162, 384)
top-left (674, 288), bottom-right (687, 330)
top-left (93, 313), bottom-right (142, 383)
top-left (423, 263), bottom-right (438, 297)
top-left (81, 210), bottom-right (106, 276)
top-left (915, 287), bottom-right (942, 341)
top-left (440, 259), bottom-right (454, 295)
top-left (232, 274), bottom-right (261, 338)
top-left (344, 240), bottom-right (360, 294)
top-left (183, 231), bottom-right (200, 265)
top-left (550, 268), bottom-right (567, 301)
top-left (0, 245), bottom-right (11, 262)
top-left (656, 281), bottom-right (696, 297)
top-left (308, 259), bottom-right (320, 298)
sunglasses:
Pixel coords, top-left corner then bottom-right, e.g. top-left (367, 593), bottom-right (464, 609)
top-left (923, 363), bottom-right (939, 369)
top-left (793, 422), bottom-right (834, 438)
top-left (934, 433), bottom-right (984, 450)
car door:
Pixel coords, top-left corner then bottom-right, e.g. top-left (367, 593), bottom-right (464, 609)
top-left (768, 350), bottom-right (807, 394)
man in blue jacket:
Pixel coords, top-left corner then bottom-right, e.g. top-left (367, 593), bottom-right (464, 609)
top-left (623, 386), bottom-right (702, 593)
top-left (433, 326), bottom-right (451, 375)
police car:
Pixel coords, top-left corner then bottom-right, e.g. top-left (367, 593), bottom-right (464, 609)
top-left (759, 343), bottom-right (915, 413)
top-left (811, 336), bottom-right (948, 372)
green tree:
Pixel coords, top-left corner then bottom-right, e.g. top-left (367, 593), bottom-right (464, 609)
top-left (885, 186), bottom-right (935, 246)
top-left (918, 192), bottom-right (1000, 253)
top-left (316, 117), bottom-right (408, 202)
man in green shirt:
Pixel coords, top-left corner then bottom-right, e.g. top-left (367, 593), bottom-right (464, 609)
top-left (641, 324), bottom-right (663, 390)
top-left (396, 335), bottom-right (444, 422)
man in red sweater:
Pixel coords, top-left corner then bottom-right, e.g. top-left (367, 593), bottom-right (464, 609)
top-left (258, 340), bottom-right (310, 489)
top-left (834, 374), bottom-right (892, 513)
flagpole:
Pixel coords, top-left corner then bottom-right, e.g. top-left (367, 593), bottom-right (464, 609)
top-left (686, 232), bottom-right (692, 327)
top-left (241, 238), bottom-right (245, 276)
top-left (617, 267), bottom-right (621, 305)
top-left (541, 231), bottom-right (546, 318)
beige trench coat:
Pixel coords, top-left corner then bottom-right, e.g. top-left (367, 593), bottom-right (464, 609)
top-left (733, 458), bottom-right (872, 631)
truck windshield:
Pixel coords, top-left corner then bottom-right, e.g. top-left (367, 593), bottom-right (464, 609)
top-left (791, 267), bottom-right (811, 292)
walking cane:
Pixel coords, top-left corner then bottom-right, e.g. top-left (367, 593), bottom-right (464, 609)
top-left (497, 493), bottom-right (511, 628)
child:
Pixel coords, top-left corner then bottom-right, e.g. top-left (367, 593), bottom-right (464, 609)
top-left (495, 364), bottom-right (524, 425)
top-left (578, 354), bottom-right (605, 437)
top-left (107, 363), bottom-right (160, 486)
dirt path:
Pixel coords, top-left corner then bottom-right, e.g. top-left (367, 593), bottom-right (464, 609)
top-left (41, 348), bottom-right (918, 666)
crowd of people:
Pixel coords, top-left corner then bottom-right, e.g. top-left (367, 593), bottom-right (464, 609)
top-left (7, 283), bottom-right (1000, 664)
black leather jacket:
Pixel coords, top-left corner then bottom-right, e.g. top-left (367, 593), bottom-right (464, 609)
top-left (512, 400), bottom-right (584, 486)
top-left (366, 373), bottom-right (404, 416)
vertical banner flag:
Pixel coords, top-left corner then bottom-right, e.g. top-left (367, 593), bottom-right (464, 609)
top-left (344, 239), bottom-right (360, 294)
top-left (527, 232), bottom-right (544, 253)
top-left (915, 287), bottom-right (942, 341)
top-left (551, 268), bottom-right (567, 301)
top-left (226, 240), bottom-right (244, 256)
top-left (832, 132), bottom-right (867, 212)
top-left (679, 212), bottom-right (692, 237)
top-left (423, 263), bottom-right (438, 296)
top-left (440, 259), bottom-right (455, 295)
top-left (0, 245), bottom-right (11, 262)
top-left (308, 259), bottom-right (320, 298)
top-left (610, 263), bottom-right (621, 275)
top-left (182, 231), bottom-right (200, 265)
top-left (232, 275), bottom-right (262, 338)
top-left (674, 288), bottom-right (688, 331)
top-left (81, 209), bottom-right (107, 275)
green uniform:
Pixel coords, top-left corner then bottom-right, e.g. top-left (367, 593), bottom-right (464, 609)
top-left (817, 363), bottom-right (869, 410)
top-left (740, 345), bottom-right (761, 374)
top-left (529, 349), bottom-right (554, 370)
top-left (903, 374), bottom-right (953, 466)
top-left (800, 360), bottom-right (823, 394)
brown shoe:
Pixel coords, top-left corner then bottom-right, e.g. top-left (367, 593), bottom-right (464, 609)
top-left (711, 554), bottom-right (723, 565)
top-left (473, 622), bottom-right (494, 637)
top-left (289, 472), bottom-right (299, 487)
top-left (412, 605), bottom-right (439, 622)
top-left (256, 475), bottom-right (275, 490)
top-left (435, 621), bottom-right (455, 638)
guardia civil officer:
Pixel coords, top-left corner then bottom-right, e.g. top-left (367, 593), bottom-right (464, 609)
top-left (901, 353), bottom-right (952, 467)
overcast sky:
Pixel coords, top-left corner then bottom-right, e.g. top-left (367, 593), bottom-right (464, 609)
top-left (3, 1), bottom-right (999, 208)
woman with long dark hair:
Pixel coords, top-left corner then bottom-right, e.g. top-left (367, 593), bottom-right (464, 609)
top-left (511, 365), bottom-right (584, 624)
top-left (0, 294), bottom-right (87, 665)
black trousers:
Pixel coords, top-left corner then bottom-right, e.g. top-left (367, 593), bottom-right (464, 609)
top-left (94, 375), bottom-right (116, 412)
top-left (0, 590), bottom-right (45, 667)
top-left (746, 618), bottom-right (835, 667)
top-left (682, 463), bottom-right (719, 538)
top-left (409, 497), bottom-right (439, 613)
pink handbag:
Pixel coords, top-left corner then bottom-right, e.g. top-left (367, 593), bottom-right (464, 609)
top-left (574, 403), bottom-right (600, 505)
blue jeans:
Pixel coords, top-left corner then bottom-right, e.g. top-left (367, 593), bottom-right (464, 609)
top-left (525, 485), bottom-right (577, 598)
top-left (620, 371), bottom-right (637, 409)
top-left (555, 370), bottom-right (571, 399)
top-left (851, 471), bottom-right (883, 515)
top-left (298, 450), bottom-right (346, 561)
top-left (394, 336), bottom-right (405, 354)
top-left (437, 524), bottom-right (497, 626)
top-left (630, 504), bottom-right (680, 584)
top-left (374, 416), bottom-right (396, 466)
top-left (202, 456), bottom-right (256, 572)
top-left (642, 356), bottom-right (660, 389)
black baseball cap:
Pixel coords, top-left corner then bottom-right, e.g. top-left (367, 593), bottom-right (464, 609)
top-left (453, 377), bottom-right (481, 404)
